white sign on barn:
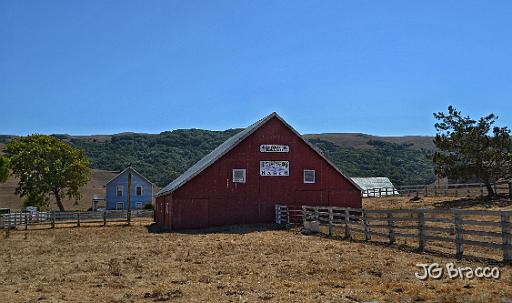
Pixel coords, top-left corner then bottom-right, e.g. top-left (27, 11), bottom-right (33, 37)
top-left (260, 161), bottom-right (290, 176)
top-left (260, 144), bottom-right (290, 153)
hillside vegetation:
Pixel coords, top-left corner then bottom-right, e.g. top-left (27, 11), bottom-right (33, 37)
top-left (1, 131), bottom-right (436, 188)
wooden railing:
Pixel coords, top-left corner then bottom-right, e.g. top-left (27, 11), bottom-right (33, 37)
top-left (302, 206), bottom-right (512, 263)
top-left (0, 210), bottom-right (154, 230)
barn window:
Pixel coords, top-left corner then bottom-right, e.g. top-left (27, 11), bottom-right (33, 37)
top-left (136, 185), bottom-right (142, 196)
top-left (136, 202), bottom-right (143, 209)
top-left (304, 170), bottom-right (316, 184)
top-left (232, 169), bottom-right (246, 183)
top-left (116, 202), bottom-right (124, 210)
top-left (116, 185), bottom-right (123, 197)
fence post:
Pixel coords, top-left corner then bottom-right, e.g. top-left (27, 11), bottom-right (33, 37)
top-left (302, 206), bottom-right (307, 226)
top-left (501, 214), bottom-right (511, 264)
top-left (508, 182), bottom-right (512, 198)
top-left (77, 212), bottom-right (80, 227)
top-left (387, 212), bottom-right (395, 244)
top-left (454, 212), bottom-right (463, 259)
top-left (103, 211), bottom-right (107, 226)
top-left (418, 210), bottom-right (425, 253)
top-left (25, 213), bottom-right (28, 230)
top-left (328, 208), bottom-right (333, 237)
top-left (480, 184), bottom-right (484, 200)
top-left (127, 210), bottom-right (131, 225)
top-left (363, 210), bottom-right (370, 241)
top-left (344, 209), bottom-right (351, 240)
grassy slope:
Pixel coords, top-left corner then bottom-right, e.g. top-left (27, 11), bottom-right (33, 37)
top-left (0, 169), bottom-right (117, 211)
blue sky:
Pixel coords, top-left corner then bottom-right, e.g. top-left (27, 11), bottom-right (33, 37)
top-left (1, 1), bottom-right (512, 136)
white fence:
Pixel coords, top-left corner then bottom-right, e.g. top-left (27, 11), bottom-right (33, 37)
top-left (362, 181), bottom-right (512, 198)
top-left (0, 210), bottom-right (154, 229)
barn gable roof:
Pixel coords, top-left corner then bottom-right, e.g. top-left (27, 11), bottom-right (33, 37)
top-left (156, 113), bottom-right (361, 197)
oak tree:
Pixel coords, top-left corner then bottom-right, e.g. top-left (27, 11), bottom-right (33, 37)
top-left (5, 135), bottom-right (90, 211)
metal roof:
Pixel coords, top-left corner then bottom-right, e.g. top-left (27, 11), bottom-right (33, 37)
top-left (157, 112), bottom-right (362, 197)
top-left (350, 177), bottom-right (396, 190)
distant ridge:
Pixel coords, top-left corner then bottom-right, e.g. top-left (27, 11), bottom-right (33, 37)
top-left (304, 133), bottom-right (435, 151)
top-left (0, 130), bottom-right (436, 187)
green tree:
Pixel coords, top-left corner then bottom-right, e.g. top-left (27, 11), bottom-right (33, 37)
top-left (433, 106), bottom-right (512, 197)
top-left (0, 155), bottom-right (9, 182)
top-left (5, 135), bottom-right (91, 211)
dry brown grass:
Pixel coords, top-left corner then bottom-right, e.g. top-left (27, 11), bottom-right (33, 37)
top-left (0, 223), bottom-right (511, 303)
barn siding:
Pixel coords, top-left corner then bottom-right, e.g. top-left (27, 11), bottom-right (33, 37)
top-left (157, 116), bottom-right (361, 230)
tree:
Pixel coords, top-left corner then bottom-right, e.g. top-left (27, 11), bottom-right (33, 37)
top-left (433, 106), bottom-right (512, 197)
top-left (0, 155), bottom-right (9, 182)
top-left (5, 135), bottom-right (91, 211)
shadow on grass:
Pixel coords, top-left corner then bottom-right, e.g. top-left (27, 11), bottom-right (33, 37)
top-left (432, 195), bottom-right (512, 209)
top-left (146, 223), bottom-right (287, 235)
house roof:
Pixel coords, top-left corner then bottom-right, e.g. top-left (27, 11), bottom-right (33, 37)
top-left (106, 166), bottom-right (154, 186)
top-left (156, 112), bottom-right (362, 197)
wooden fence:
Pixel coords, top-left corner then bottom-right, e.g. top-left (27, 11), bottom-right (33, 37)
top-left (362, 181), bottom-right (512, 198)
top-left (294, 206), bottom-right (512, 263)
top-left (0, 210), bottom-right (154, 230)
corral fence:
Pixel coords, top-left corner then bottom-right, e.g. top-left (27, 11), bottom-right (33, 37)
top-left (275, 205), bottom-right (304, 224)
top-left (0, 210), bottom-right (154, 230)
top-left (362, 181), bottom-right (512, 198)
top-left (275, 205), bottom-right (512, 263)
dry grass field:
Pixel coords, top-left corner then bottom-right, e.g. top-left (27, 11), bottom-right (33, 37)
top-left (1, 222), bottom-right (511, 303)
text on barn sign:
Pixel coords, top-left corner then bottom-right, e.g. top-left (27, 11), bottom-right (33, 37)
top-left (260, 161), bottom-right (290, 176)
top-left (260, 144), bottom-right (290, 153)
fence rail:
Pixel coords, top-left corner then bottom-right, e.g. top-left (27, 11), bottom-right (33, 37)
top-left (0, 210), bottom-right (154, 230)
top-left (362, 181), bottom-right (512, 198)
top-left (296, 206), bottom-right (512, 263)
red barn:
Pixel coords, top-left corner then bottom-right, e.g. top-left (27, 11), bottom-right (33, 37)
top-left (155, 113), bottom-right (362, 230)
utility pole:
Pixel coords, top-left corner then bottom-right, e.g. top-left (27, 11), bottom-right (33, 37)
top-left (127, 164), bottom-right (132, 225)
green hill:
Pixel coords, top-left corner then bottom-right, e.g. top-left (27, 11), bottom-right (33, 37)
top-left (1, 130), bottom-right (436, 188)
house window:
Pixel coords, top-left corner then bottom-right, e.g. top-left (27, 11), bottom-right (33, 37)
top-left (136, 202), bottom-right (143, 209)
top-left (116, 185), bottom-right (123, 197)
top-left (304, 170), bottom-right (316, 184)
top-left (232, 169), bottom-right (246, 183)
top-left (116, 202), bottom-right (124, 210)
top-left (136, 185), bottom-right (142, 196)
